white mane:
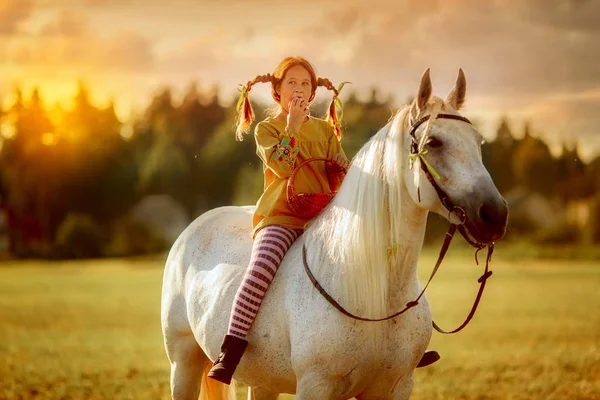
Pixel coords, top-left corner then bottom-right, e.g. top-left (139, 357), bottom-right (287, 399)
top-left (304, 106), bottom-right (412, 319)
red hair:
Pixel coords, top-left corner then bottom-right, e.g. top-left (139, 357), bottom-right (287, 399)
top-left (235, 56), bottom-right (345, 140)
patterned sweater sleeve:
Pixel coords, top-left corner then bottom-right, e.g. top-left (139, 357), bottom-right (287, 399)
top-left (255, 122), bottom-right (299, 179)
top-left (326, 126), bottom-right (348, 192)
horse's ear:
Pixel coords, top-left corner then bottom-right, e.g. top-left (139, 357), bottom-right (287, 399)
top-left (416, 68), bottom-right (432, 113)
top-left (446, 68), bottom-right (466, 110)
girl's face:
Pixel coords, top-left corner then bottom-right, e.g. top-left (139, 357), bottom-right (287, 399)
top-left (277, 65), bottom-right (313, 112)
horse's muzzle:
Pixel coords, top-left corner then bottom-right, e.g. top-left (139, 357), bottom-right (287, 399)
top-left (465, 196), bottom-right (509, 243)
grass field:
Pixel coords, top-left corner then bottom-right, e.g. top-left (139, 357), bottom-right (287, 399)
top-left (1, 250), bottom-right (599, 400)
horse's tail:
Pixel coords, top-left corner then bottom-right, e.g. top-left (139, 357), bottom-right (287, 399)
top-left (199, 363), bottom-right (236, 400)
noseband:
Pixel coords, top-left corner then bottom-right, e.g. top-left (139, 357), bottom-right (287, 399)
top-left (302, 112), bottom-right (495, 334)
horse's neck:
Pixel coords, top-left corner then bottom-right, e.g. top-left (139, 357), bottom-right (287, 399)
top-left (304, 112), bottom-right (429, 316)
top-left (304, 185), bottom-right (428, 318)
top-left (386, 184), bottom-right (429, 300)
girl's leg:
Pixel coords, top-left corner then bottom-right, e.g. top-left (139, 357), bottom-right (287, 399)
top-left (228, 224), bottom-right (302, 338)
top-left (208, 224), bottom-right (302, 384)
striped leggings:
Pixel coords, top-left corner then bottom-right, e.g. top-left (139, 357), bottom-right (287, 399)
top-left (227, 225), bottom-right (302, 339)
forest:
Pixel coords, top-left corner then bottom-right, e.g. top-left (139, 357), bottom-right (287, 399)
top-left (1, 82), bottom-right (598, 259)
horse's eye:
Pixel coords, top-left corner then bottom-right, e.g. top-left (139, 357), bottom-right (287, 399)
top-left (427, 137), bottom-right (443, 148)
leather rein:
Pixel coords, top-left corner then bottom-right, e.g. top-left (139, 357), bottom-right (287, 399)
top-left (302, 113), bottom-right (495, 334)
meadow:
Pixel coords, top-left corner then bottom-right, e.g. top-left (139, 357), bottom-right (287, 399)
top-left (1, 248), bottom-right (598, 400)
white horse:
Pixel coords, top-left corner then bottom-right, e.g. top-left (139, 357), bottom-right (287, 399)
top-left (161, 69), bottom-right (508, 400)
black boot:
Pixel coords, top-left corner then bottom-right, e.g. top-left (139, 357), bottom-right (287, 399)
top-left (207, 335), bottom-right (248, 385)
top-left (416, 350), bottom-right (440, 368)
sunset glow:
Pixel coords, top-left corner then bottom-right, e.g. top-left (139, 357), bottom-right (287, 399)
top-left (1, 0), bottom-right (599, 159)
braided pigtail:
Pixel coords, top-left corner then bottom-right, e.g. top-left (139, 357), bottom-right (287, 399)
top-left (235, 73), bottom-right (275, 141)
top-left (317, 78), bottom-right (351, 140)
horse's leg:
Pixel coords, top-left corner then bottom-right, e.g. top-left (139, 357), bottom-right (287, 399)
top-left (248, 386), bottom-right (279, 400)
top-left (165, 334), bottom-right (209, 400)
top-left (357, 373), bottom-right (414, 400)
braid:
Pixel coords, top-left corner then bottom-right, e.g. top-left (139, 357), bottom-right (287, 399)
top-left (235, 73), bottom-right (276, 141)
top-left (317, 77), bottom-right (339, 96)
top-left (249, 73), bottom-right (274, 87)
top-left (318, 77), bottom-right (343, 139)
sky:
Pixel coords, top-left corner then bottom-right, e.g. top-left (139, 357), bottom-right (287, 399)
top-left (1, 0), bottom-right (599, 160)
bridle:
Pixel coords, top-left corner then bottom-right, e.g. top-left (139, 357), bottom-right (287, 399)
top-left (408, 113), bottom-right (491, 252)
top-left (302, 112), bottom-right (495, 334)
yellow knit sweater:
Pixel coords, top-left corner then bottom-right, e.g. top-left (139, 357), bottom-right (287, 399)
top-left (251, 116), bottom-right (347, 239)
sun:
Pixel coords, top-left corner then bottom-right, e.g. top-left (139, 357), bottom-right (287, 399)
top-left (20, 79), bottom-right (78, 110)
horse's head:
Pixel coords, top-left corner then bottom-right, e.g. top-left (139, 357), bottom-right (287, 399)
top-left (402, 69), bottom-right (508, 244)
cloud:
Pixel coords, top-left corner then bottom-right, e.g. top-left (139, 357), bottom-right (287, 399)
top-left (103, 31), bottom-right (154, 70)
top-left (0, 0), bottom-right (35, 35)
top-left (276, 0), bottom-right (599, 158)
top-left (304, 6), bottom-right (371, 37)
top-left (2, 0), bottom-right (597, 158)
top-left (512, 0), bottom-right (600, 33)
top-left (296, 0), bottom-right (600, 99)
top-left (85, 0), bottom-right (116, 5)
top-left (39, 9), bottom-right (89, 37)
top-left (156, 30), bottom-right (230, 75)
top-left (1, 4), bottom-right (155, 71)
top-left (7, 29), bottom-right (155, 71)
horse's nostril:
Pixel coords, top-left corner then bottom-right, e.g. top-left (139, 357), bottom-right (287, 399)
top-left (479, 202), bottom-right (506, 226)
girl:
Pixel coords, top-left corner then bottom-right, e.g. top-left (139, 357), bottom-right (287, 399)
top-left (208, 56), bottom-right (439, 384)
top-left (208, 56), bottom-right (350, 384)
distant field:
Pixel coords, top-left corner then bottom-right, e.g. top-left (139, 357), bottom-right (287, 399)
top-left (1, 251), bottom-right (599, 400)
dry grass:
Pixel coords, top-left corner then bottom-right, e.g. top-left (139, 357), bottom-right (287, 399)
top-left (0, 251), bottom-right (598, 399)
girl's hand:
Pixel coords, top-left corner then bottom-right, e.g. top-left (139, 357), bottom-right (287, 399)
top-left (286, 95), bottom-right (309, 134)
top-left (331, 153), bottom-right (349, 171)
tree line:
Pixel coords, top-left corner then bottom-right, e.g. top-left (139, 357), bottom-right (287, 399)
top-left (0, 82), bottom-right (598, 258)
